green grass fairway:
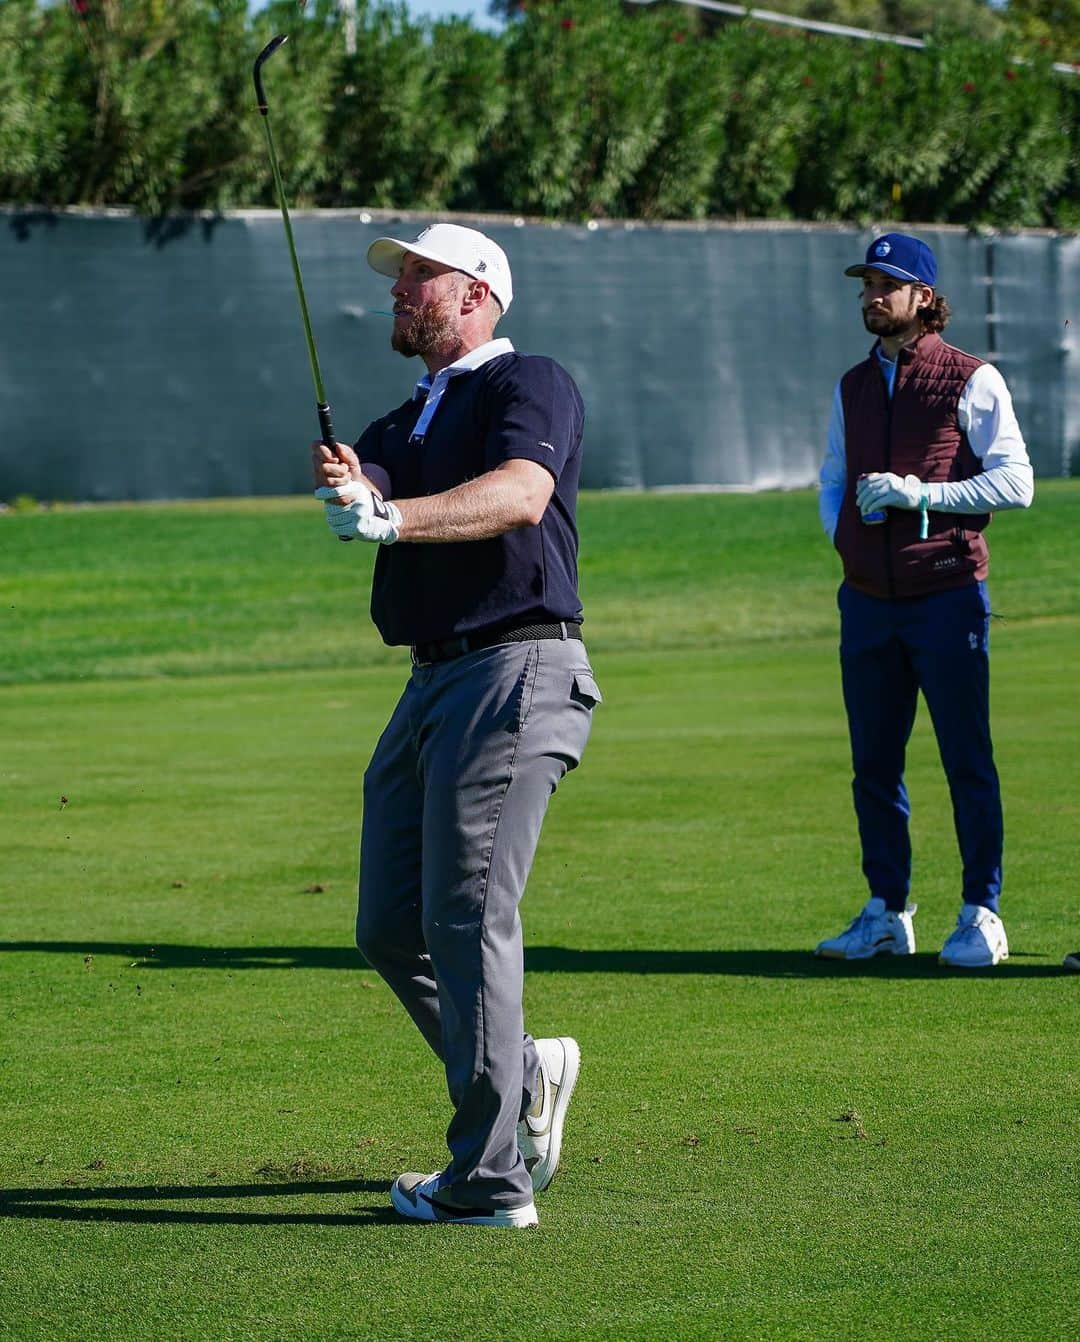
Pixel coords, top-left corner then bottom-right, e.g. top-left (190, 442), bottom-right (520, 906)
top-left (1, 485), bottom-right (1077, 1340)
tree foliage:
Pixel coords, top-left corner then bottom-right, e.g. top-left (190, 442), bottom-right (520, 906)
top-left (999, 0), bottom-right (1080, 64)
top-left (0, 0), bottom-right (1075, 226)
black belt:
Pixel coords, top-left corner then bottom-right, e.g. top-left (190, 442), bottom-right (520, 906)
top-left (411, 620), bottom-right (583, 666)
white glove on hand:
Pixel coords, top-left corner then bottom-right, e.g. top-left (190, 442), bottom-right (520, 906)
top-left (856, 472), bottom-right (923, 513)
top-left (314, 483), bottom-right (402, 544)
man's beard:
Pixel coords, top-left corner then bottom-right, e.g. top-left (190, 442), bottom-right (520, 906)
top-left (391, 295), bottom-right (461, 359)
top-left (862, 302), bottom-right (920, 340)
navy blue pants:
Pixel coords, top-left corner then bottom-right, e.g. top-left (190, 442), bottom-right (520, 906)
top-left (838, 580), bottom-right (1002, 913)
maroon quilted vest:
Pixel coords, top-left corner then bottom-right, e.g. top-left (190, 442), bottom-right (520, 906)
top-left (834, 332), bottom-right (991, 599)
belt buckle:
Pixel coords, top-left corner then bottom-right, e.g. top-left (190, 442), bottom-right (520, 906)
top-left (412, 636), bottom-right (470, 666)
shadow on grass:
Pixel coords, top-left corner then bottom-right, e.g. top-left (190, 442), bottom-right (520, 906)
top-left (529, 948), bottom-right (1066, 978)
top-left (0, 1178), bottom-right (399, 1226)
top-left (0, 941), bottom-right (1067, 977)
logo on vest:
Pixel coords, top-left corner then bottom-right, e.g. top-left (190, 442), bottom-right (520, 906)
top-left (874, 240), bottom-right (892, 257)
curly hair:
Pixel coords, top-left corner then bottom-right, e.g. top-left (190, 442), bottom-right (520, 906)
top-left (920, 293), bottom-right (952, 334)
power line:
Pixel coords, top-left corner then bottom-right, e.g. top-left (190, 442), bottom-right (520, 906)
top-left (626, 0), bottom-right (1078, 75)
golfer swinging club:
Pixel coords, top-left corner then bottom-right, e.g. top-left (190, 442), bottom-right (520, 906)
top-left (312, 224), bottom-right (601, 1226)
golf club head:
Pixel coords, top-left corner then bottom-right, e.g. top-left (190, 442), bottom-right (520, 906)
top-left (253, 34), bottom-right (289, 111)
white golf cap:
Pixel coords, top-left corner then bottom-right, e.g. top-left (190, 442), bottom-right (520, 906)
top-left (366, 223), bottom-right (513, 313)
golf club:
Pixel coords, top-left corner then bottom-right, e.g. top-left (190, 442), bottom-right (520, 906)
top-left (253, 33), bottom-right (337, 456)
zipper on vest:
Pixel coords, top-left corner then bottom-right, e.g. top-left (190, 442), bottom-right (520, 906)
top-left (883, 373), bottom-right (896, 599)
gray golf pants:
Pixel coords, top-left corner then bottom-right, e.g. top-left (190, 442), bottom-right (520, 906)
top-left (356, 635), bottom-right (600, 1210)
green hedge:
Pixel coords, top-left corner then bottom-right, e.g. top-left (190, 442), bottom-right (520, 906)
top-left (0, 0), bottom-right (1075, 225)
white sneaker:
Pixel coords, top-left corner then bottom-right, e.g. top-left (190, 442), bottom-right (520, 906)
top-left (939, 904), bottom-right (1009, 967)
top-left (815, 897), bottom-right (917, 959)
top-left (390, 1170), bottom-right (538, 1227)
top-left (518, 1036), bottom-right (580, 1193)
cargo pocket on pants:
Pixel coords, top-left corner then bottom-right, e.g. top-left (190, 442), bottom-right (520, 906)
top-left (570, 670), bottom-right (603, 710)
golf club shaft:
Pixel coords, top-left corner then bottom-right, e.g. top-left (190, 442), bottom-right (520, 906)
top-left (254, 35), bottom-right (336, 453)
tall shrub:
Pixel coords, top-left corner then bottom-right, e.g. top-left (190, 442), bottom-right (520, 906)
top-left (38, 0), bottom-right (254, 213)
top-left (323, 8), bottom-right (506, 210)
top-left (0, 0), bottom-right (67, 202)
top-left (0, 2), bottom-right (1075, 226)
top-left (491, 0), bottom-right (677, 217)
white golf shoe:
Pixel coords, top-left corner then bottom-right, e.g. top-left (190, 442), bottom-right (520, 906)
top-left (390, 1171), bottom-right (538, 1227)
top-left (518, 1036), bottom-right (580, 1193)
top-left (815, 896), bottom-right (917, 960)
top-left (939, 904), bottom-right (1009, 968)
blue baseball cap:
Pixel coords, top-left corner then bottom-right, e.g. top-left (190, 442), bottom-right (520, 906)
top-left (845, 233), bottom-right (937, 287)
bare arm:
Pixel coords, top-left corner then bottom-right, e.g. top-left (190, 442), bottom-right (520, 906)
top-left (313, 441), bottom-right (554, 543)
top-left (394, 458), bottom-right (554, 542)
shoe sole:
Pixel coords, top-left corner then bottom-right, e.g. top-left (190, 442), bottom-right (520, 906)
top-left (391, 1179), bottom-right (538, 1227)
top-left (939, 948), bottom-right (1009, 968)
top-left (530, 1036), bottom-right (580, 1194)
top-left (815, 944), bottom-right (915, 960)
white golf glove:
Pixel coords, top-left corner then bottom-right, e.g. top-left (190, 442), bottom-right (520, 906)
top-left (855, 472), bottom-right (924, 513)
top-left (314, 483), bottom-right (402, 544)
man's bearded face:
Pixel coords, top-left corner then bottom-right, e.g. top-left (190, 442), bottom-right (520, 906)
top-left (860, 272), bottom-right (928, 339)
top-left (391, 284), bottom-right (463, 359)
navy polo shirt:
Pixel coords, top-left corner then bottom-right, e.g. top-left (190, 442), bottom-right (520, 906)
top-left (356, 351), bottom-right (585, 647)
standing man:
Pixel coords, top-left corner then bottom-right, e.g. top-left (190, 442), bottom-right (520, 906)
top-left (313, 224), bottom-right (600, 1227)
top-left (816, 233), bottom-right (1033, 968)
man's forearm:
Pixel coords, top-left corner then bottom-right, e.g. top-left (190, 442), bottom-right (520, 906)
top-left (360, 462), bottom-right (392, 500)
top-left (395, 465), bottom-right (551, 542)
